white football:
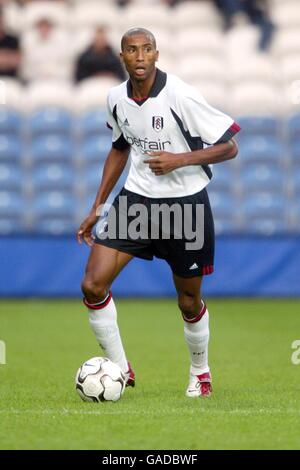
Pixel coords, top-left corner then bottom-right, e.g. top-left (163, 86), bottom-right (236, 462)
top-left (75, 357), bottom-right (126, 402)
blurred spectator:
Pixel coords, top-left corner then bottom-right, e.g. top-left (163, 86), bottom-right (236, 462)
top-left (21, 17), bottom-right (73, 81)
top-left (213, 0), bottom-right (275, 51)
top-left (75, 27), bottom-right (125, 83)
top-left (0, 7), bottom-right (20, 77)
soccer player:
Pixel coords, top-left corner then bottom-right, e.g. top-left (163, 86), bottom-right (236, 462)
top-left (77, 28), bottom-right (240, 397)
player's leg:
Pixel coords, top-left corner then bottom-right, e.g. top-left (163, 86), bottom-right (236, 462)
top-left (172, 273), bottom-right (212, 397)
top-left (81, 243), bottom-right (135, 385)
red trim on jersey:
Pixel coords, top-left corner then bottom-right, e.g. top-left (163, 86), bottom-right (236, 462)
top-left (182, 301), bottom-right (207, 323)
top-left (132, 96), bottom-right (149, 102)
top-left (83, 291), bottom-right (112, 310)
top-left (202, 265), bottom-right (214, 275)
top-left (231, 122), bottom-right (241, 133)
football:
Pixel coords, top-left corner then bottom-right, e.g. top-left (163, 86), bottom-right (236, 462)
top-left (75, 357), bottom-right (126, 402)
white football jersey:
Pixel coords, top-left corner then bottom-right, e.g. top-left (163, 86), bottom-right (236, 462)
top-left (107, 69), bottom-right (240, 198)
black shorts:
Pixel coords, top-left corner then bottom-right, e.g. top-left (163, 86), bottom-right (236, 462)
top-left (94, 187), bottom-right (215, 278)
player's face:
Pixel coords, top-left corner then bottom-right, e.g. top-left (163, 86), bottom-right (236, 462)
top-left (120, 34), bottom-right (158, 81)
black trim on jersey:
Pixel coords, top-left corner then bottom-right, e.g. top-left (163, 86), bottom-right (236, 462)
top-left (126, 68), bottom-right (167, 106)
top-left (170, 108), bottom-right (212, 180)
top-left (111, 104), bottom-right (130, 151)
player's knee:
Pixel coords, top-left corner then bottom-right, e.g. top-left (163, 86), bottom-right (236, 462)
top-left (81, 276), bottom-right (108, 302)
top-left (178, 293), bottom-right (200, 319)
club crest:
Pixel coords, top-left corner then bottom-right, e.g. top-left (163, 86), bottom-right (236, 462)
top-left (152, 116), bottom-right (164, 132)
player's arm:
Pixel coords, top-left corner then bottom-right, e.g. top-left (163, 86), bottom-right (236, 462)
top-left (144, 139), bottom-right (238, 176)
top-left (77, 146), bottom-right (129, 245)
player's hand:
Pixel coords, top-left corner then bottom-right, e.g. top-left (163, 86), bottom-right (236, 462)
top-left (143, 151), bottom-right (183, 175)
top-left (77, 213), bottom-right (99, 247)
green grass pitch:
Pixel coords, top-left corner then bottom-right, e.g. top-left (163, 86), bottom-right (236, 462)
top-left (0, 298), bottom-right (300, 450)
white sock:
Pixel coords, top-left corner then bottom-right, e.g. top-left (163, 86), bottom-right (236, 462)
top-left (84, 292), bottom-right (128, 373)
top-left (183, 302), bottom-right (210, 376)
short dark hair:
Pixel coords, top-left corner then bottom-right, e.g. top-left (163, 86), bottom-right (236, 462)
top-left (121, 28), bottom-right (156, 51)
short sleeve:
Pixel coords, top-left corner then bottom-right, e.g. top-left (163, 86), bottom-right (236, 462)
top-left (106, 96), bottom-right (129, 151)
top-left (177, 91), bottom-right (240, 145)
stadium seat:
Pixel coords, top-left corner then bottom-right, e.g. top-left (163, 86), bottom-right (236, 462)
top-left (121, 4), bottom-right (170, 31)
top-left (226, 25), bottom-right (260, 60)
top-left (289, 140), bottom-right (300, 164)
top-left (173, 1), bottom-right (222, 29)
top-left (0, 108), bottom-right (23, 135)
top-left (287, 113), bottom-right (300, 141)
top-left (271, 1), bottom-right (300, 29)
top-left (31, 164), bottom-right (75, 192)
top-left (28, 108), bottom-right (72, 137)
top-left (0, 79), bottom-right (24, 111)
top-left (30, 136), bottom-right (73, 163)
top-left (80, 136), bottom-right (111, 163)
top-left (193, 81), bottom-right (229, 110)
top-left (26, 81), bottom-right (74, 112)
top-left (21, 1), bottom-right (70, 31)
top-left (177, 29), bottom-right (223, 57)
top-left (208, 191), bottom-right (238, 218)
top-left (71, 2), bottom-right (120, 29)
top-left (0, 191), bottom-right (24, 217)
top-left (178, 54), bottom-right (226, 84)
top-left (232, 82), bottom-right (283, 115)
top-left (238, 136), bottom-right (285, 166)
top-left (236, 116), bottom-right (280, 137)
top-left (78, 110), bottom-right (110, 138)
top-left (291, 168), bottom-right (300, 194)
top-left (214, 217), bottom-right (241, 235)
top-left (209, 164), bottom-right (235, 191)
top-left (0, 136), bottom-right (22, 162)
top-left (280, 55), bottom-right (300, 86)
top-left (0, 164), bottom-right (22, 191)
top-left (75, 77), bottom-right (121, 113)
top-left (230, 54), bottom-right (276, 84)
top-left (34, 218), bottom-right (77, 235)
top-left (240, 165), bottom-right (284, 193)
top-left (242, 218), bottom-right (287, 235)
top-left (0, 218), bottom-right (26, 235)
top-left (31, 191), bottom-right (77, 219)
top-left (272, 29), bottom-right (300, 58)
top-left (84, 163), bottom-right (104, 193)
top-left (243, 193), bottom-right (286, 219)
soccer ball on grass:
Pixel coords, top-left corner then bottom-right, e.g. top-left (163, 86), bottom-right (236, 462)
top-left (75, 357), bottom-right (126, 402)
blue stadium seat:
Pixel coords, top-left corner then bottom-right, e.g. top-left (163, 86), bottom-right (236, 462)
top-left (240, 165), bottom-right (284, 192)
top-left (242, 218), bottom-right (287, 235)
top-left (31, 191), bottom-right (77, 219)
top-left (0, 218), bottom-right (26, 234)
top-left (35, 219), bottom-right (77, 235)
top-left (84, 163), bottom-right (104, 192)
top-left (208, 191), bottom-right (238, 217)
top-left (0, 135), bottom-right (22, 161)
top-left (290, 140), bottom-right (300, 164)
top-left (31, 136), bottom-right (73, 163)
top-left (0, 108), bottom-right (22, 135)
top-left (237, 115), bottom-right (280, 137)
top-left (238, 136), bottom-right (285, 166)
top-left (292, 168), bottom-right (300, 194)
top-left (214, 217), bottom-right (240, 234)
top-left (287, 113), bottom-right (300, 142)
top-left (209, 164), bottom-right (235, 191)
top-left (0, 191), bottom-right (24, 217)
top-left (243, 193), bottom-right (286, 219)
top-left (80, 136), bottom-right (111, 163)
top-left (28, 108), bottom-right (72, 136)
top-left (78, 110), bottom-right (110, 138)
top-left (32, 164), bottom-right (75, 192)
top-left (0, 164), bottom-right (22, 191)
